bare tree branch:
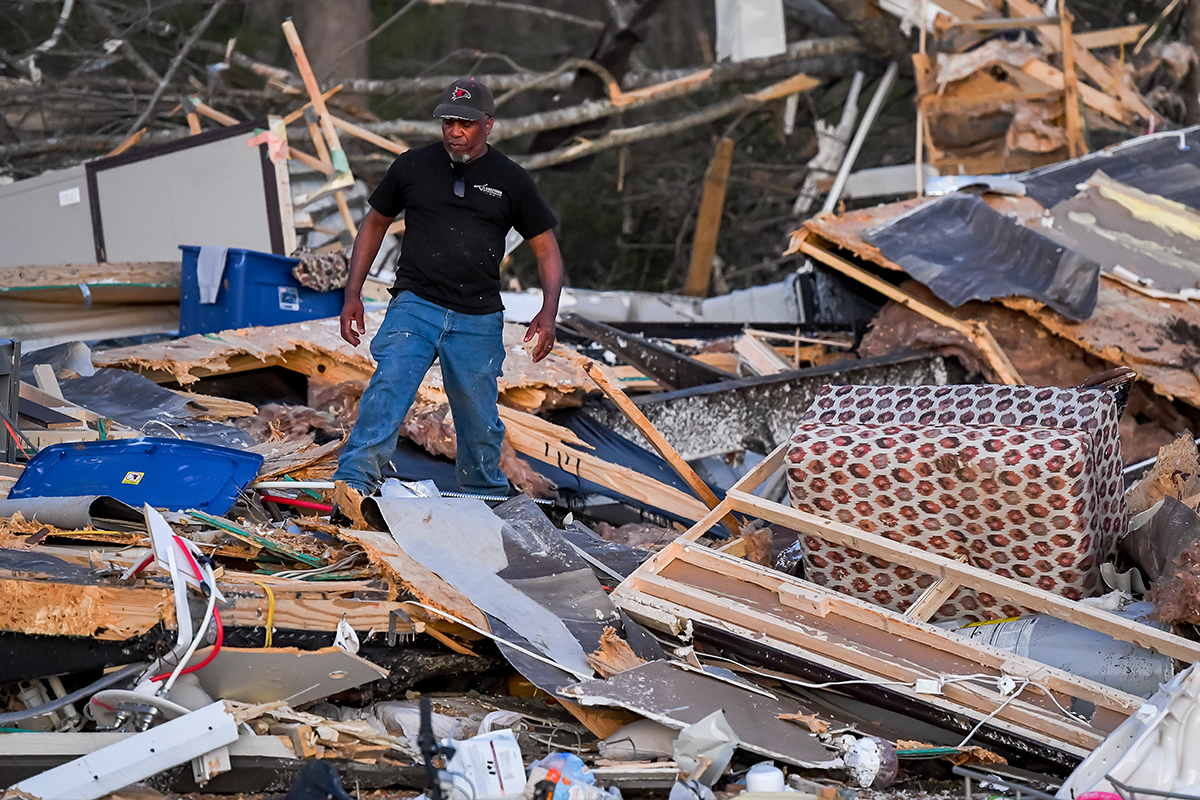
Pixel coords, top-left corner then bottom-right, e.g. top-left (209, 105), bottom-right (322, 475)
top-left (514, 73), bottom-right (821, 170)
top-left (81, 0), bottom-right (161, 82)
top-left (125, 0), bottom-right (228, 135)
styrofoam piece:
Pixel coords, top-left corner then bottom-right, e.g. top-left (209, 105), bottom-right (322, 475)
top-left (14, 701), bottom-right (238, 800)
top-left (1057, 664), bottom-right (1200, 798)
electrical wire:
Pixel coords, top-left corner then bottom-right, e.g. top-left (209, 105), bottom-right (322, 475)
top-left (957, 678), bottom-right (1030, 748)
top-left (0, 662), bottom-right (146, 725)
top-left (253, 580), bottom-right (275, 648)
top-left (149, 536), bottom-right (223, 689)
top-left (1, 413), bottom-right (32, 458)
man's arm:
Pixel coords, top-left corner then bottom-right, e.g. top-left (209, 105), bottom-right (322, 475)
top-left (523, 230), bottom-right (564, 363)
top-left (340, 207), bottom-right (396, 346)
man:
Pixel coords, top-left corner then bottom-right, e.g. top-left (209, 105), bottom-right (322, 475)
top-left (332, 77), bottom-right (563, 500)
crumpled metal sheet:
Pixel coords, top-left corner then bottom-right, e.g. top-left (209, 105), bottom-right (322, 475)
top-left (862, 193), bottom-right (1100, 320)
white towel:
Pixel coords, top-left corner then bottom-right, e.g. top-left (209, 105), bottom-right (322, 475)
top-left (196, 246), bottom-right (228, 304)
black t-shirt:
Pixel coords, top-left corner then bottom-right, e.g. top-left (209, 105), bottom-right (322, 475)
top-left (368, 142), bottom-right (558, 314)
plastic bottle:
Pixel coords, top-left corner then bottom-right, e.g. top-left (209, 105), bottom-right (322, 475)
top-left (745, 762), bottom-right (785, 793)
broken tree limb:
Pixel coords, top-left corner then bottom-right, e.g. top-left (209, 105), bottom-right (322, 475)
top-left (125, 0), bottom-right (229, 136)
top-left (581, 360), bottom-right (745, 533)
top-left (684, 137), bottom-right (735, 297)
top-left (80, 0), bottom-right (160, 82)
top-left (794, 236), bottom-right (1024, 385)
top-left (516, 72), bottom-right (819, 171)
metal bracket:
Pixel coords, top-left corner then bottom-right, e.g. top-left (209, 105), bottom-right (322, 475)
top-left (387, 607), bottom-right (414, 646)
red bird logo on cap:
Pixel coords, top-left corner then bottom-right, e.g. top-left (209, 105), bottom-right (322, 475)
top-left (452, 87), bottom-right (471, 100)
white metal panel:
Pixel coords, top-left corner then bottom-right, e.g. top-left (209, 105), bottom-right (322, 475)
top-left (0, 166), bottom-right (96, 268)
top-left (14, 701), bottom-right (238, 800)
top-left (96, 133), bottom-right (274, 263)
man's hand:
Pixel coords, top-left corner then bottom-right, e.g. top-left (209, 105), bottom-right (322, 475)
top-left (341, 296), bottom-right (366, 346)
top-left (524, 307), bottom-right (557, 362)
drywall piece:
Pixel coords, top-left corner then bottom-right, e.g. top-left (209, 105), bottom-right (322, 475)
top-left (181, 646), bottom-right (388, 706)
top-left (366, 496), bottom-right (593, 678)
top-left (14, 700), bottom-right (238, 800)
top-left (715, 0), bottom-right (786, 62)
top-left (560, 661), bottom-right (838, 769)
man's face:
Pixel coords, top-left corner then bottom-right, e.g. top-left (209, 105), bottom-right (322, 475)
top-left (442, 115), bottom-right (493, 163)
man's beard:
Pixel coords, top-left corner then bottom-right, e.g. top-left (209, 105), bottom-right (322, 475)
top-left (450, 151), bottom-right (471, 164)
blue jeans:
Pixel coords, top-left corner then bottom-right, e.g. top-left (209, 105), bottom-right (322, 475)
top-left (332, 291), bottom-right (508, 496)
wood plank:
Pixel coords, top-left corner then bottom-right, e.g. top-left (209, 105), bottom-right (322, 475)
top-left (1022, 59), bottom-right (1131, 124)
top-left (796, 238), bottom-right (1024, 384)
top-left (734, 332), bottom-right (791, 375)
top-left (1006, 0), bottom-right (1156, 122)
top-left (32, 365), bottom-right (63, 400)
top-left (501, 404), bottom-right (712, 523)
top-left (655, 543), bottom-right (1138, 716)
top-left (904, 577), bottom-right (962, 622)
top-left (625, 569), bottom-right (1104, 753)
top-left (0, 577), bottom-right (175, 640)
top-left (580, 361), bottom-right (742, 531)
top-left (19, 398), bottom-right (80, 429)
top-left (0, 262), bottom-right (179, 291)
top-left (22, 429), bottom-right (140, 447)
top-left (335, 528), bottom-right (489, 631)
top-left (331, 114), bottom-right (409, 156)
top-left (1074, 24), bottom-right (1146, 49)
top-left (725, 489), bottom-right (1200, 665)
top-left (1060, 8), bottom-right (1088, 158)
top-left (684, 137), bottom-right (735, 297)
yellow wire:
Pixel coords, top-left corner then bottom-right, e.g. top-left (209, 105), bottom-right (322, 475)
top-left (253, 581), bottom-right (275, 648)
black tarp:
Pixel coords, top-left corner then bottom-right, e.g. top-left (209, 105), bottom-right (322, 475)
top-left (863, 193), bottom-right (1100, 320)
top-left (1018, 126), bottom-right (1200, 210)
top-left (59, 368), bottom-right (255, 448)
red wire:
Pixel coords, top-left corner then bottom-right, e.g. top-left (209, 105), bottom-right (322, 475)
top-left (2, 417), bottom-right (29, 459)
top-left (259, 493), bottom-right (333, 512)
top-left (150, 536), bottom-right (223, 683)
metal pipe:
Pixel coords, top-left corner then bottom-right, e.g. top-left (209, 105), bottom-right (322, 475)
top-left (0, 662), bottom-right (146, 725)
top-left (822, 62), bottom-right (899, 215)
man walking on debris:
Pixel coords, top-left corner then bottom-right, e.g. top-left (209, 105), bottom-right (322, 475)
top-left (333, 77), bottom-right (564, 502)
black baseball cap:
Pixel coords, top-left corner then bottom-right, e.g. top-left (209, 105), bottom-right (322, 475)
top-left (433, 78), bottom-right (494, 121)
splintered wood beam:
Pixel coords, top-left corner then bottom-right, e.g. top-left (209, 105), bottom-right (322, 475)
top-left (281, 84), bottom-right (343, 126)
top-left (582, 360), bottom-right (744, 533)
top-left (1060, 7), bottom-right (1088, 158)
top-left (796, 237), bottom-right (1024, 385)
top-left (684, 137), bottom-right (735, 297)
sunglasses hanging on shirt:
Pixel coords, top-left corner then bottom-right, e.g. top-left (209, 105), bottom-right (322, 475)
top-left (451, 163), bottom-right (465, 198)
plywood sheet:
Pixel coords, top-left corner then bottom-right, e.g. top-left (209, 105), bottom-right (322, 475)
top-left (94, 315), bottom-right (593, 412)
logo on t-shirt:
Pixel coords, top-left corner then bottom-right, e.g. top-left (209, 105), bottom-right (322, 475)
top-left (474, 183), bottom-right (503, 198)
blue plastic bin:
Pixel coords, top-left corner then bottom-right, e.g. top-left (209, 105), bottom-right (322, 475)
top-left (9, 438), bottom-right (263, 515)
top-left (179, 245), bottom-right (344, 336)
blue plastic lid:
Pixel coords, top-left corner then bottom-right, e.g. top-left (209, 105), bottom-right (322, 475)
top-left (10, 437), bottom-right (264, 515)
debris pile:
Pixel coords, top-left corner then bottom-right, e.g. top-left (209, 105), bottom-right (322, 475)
top-left (4, 2), bottom-right (1200, 799)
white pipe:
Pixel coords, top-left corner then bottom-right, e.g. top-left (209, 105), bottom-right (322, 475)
top-left (822, 62), bottom-right (900, 215)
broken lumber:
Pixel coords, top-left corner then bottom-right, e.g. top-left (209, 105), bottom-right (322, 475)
top-left (684, 137), bottom-right (734, 297)
top-left (612, 444), bottom-right (1161, 760)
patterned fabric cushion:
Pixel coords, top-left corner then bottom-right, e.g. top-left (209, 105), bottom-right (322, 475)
top-left (784, 384), bottom-right (1125, 621)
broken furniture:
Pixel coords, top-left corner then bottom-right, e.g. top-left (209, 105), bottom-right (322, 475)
top-left (612, 440), bottom-right (1200, 771)
top-left (787, 384), bottom-right (1125, 618)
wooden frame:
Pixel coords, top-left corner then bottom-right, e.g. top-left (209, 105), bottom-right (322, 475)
top-left (612, 442), bottom-right (1200, 756)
